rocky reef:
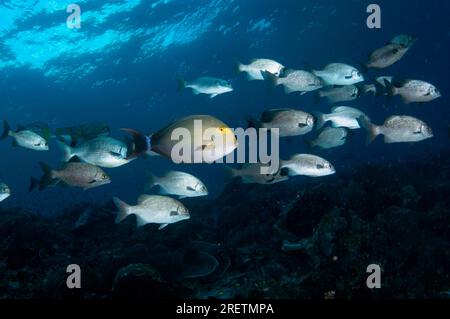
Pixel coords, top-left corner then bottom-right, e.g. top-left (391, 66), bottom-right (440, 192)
top-left (1, 153), bottom-right (450, 299)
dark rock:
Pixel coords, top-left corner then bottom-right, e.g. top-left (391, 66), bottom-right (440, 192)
top-left (112, 263), bottom-right (175, 298)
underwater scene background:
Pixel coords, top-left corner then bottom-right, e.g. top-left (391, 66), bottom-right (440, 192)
top-left (0, 0), bottom-right (449, 299)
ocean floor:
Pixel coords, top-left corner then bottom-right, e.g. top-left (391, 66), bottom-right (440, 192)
top-left (1, 152), bottom-right (450, 299)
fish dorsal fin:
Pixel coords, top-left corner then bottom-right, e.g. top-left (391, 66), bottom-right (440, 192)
top-left (241, 163), bottom-right (254, 169)
top-left (331, 106), bottom-right (356, 113)
top-left (290, 154), bottom-right (306, 161)
top-left (384, 115), bottom-right (401, 124)
top-left (283, 69), bottom-right (296, 76)
top-left (137, 195), bottom-right (154, 204)
top-left (260, 109), bottom-right (291, 122)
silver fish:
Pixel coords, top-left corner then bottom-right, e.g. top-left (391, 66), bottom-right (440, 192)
top-left (146, 171), bottom-right (208, 198)
top-left (227, 163), bottom-right (289, 185)
top-left (1, 121), bottom-right (49, 151)
top-left (238, 58), bottom-right (284, 80)
top-left (250, 108), bottom-right (315, 137)
top-left (178, 77), bottom-right (233, 98)
top-left (113, 195), bottom-right (190, 230)
top-left (314, 106), bottom-right (367, 130)
top-left (263, 69), bottom-right (323, 94)
top-left (281, 154), bottom-right (335, 177)
top-left (384, 79), bottom-right (441, 104)
top-left (57, 136), bottom-right (133, 168)
top-left (0, 182), bottom-right (11, 202)
top-left (310, 127), bottom-right (348, 149)
top-left (313, 63), bottom-right (364, 86)
top-left (358, 115), bottom-right (433, 144)
top-left (318, 85), bottom-right (363, 104)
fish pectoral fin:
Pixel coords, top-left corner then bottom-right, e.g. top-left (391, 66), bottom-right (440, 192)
top-left (109, 151), bottom-right (123, 158)
top-left (88, 179), bottom-right (97, 184)
top-left (178, 196), bottom-right (187, 199)
top-left (170, 211), bottom-right (179, 216)
top-left (136, 216), bottom-right (147, 227)
top-left (266, 177), bottom-right (275, 183)
top-left (196, 142), bottom-right (215, 152)
top-left (209, 94), bottom-right (218, 99)
top-left (186, 186), bottom-right (196, 191)
top-left (158, 223), bottom-right (169, 230)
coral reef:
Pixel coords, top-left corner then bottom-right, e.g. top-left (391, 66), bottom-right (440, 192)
top-left (1, 153), bottom-right (450, 299)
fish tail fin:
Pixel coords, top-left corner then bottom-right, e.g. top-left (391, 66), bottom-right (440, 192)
top-left (357, 116), bottom-right (379, 144)
top-left (246, 115), bottom-right (261, 129)
top-left (29, 177), bottom-right (38, 192)
top-left (235, 60), bottom-right (244, 74)
top-left (355, 59), bottom-right (369, 74)
top-left (372, 80), bottom-right (386, 97)
top-left (144, 170), bottom-right (159, 192)
top-left (1, 120), bottom-right (10, 140)
top-left (37, 162), bottom-right (55, 191)
top-left (113, 197), bottom-right (130, 224)
top-left (177, 78), bottom-right (186, 92)
top-left (312, 111), bottom-right (326, 130)
top-left (314, 91), bottom-right (323, 106)
top-left (261, 70), bottom-right (278, 89)
top-left (120, 128), bottom-right (151, 159)
top-left (383, 79), bottom-right (398, 96)
top-left (304, 136), bottom-right (314, 149)
top-left (224, 166), bottom-right (240, 179)
top-left (56, 140), bottom-right (74, 162)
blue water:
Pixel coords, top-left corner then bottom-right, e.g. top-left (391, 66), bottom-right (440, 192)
top-left (0, 0), bottom-right (449, 216)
